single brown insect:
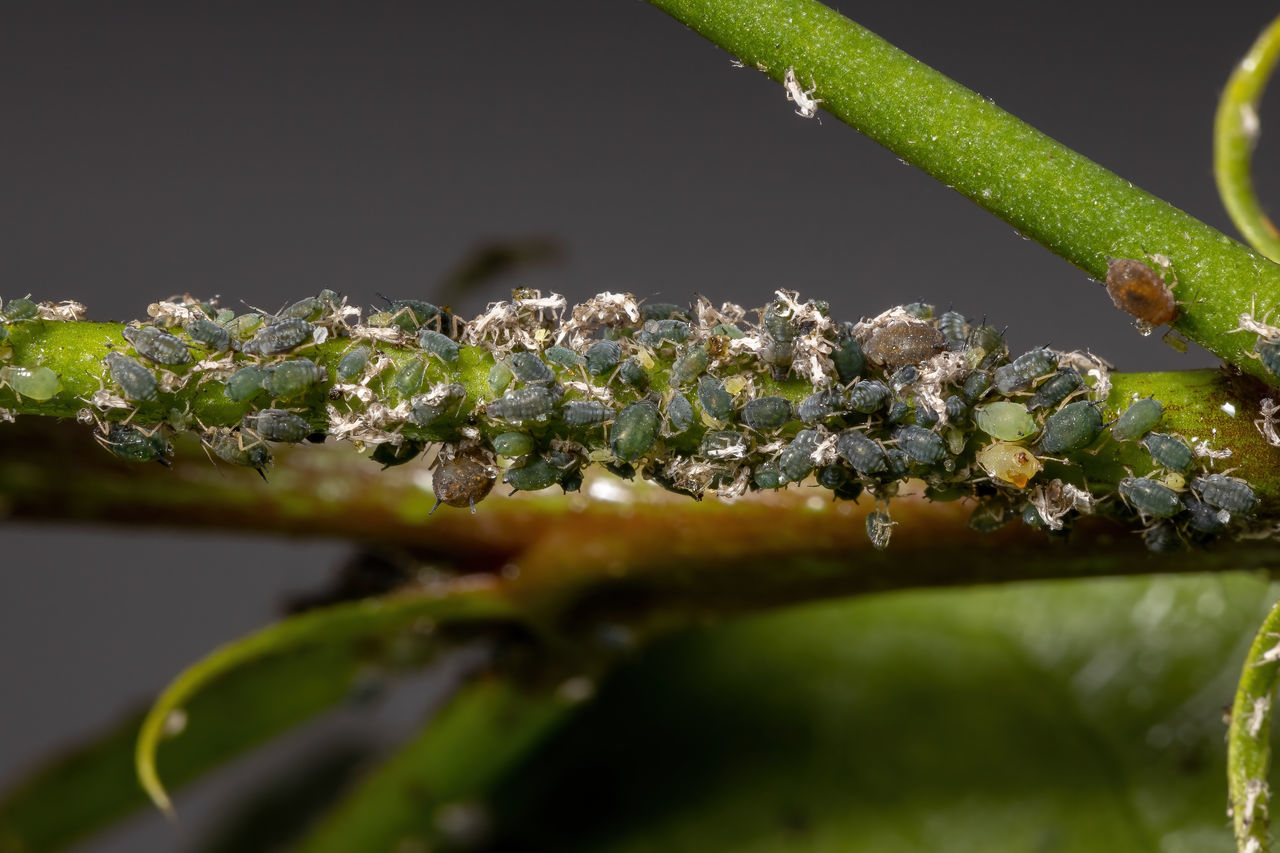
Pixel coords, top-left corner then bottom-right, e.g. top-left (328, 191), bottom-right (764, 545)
top-left (431, 450), bottom-right (496, 513)
top-left (1105, 258), bottom-right (1178, 325)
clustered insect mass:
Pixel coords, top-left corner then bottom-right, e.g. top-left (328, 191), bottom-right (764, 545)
top-left (0, 289), bottom-right (1262, 549)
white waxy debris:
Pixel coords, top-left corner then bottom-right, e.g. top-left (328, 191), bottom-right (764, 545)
top-left (38, 300), bottom-right (87, 321)
top-left (1222, 402), bottom-right (1238, 417)
top-left (349, 323), bottom-right (404, 343)
top-left (715, 466), bottom-right (752, 501)
top-left (555, 291), bottom-right (640, 349)
top-left (333, 383), bottom-right (376, 404)
top-left (89, 389), bottom-right (131, 411)
top-left (784, 67), bottom-right (822, 119)
top-left (1249, 695), bottom-right (1271, 738)
top-left (1058, 349), bottom-right (1113, 402)
top-left (1029, 479), bottom-right (1094, 531)
top-left (1256, 398), bottom-right (1280, 447)
top-left (1192, 438), bottom-right (1233, 461)
top-left (146, 300), bottom-right (201, 326)
top-left (0, 407), bottom-right (13, 423)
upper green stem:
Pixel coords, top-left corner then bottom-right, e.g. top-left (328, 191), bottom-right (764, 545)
top-left (646, 0), bottom-right (1280, 381)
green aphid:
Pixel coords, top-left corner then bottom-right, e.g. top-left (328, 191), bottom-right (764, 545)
top-left (711, 323), bottom-right (745, 340)
top-left (221, 312), bottom-right (264, 341)
top-left (1141, 432), bottom-right (1193, 473)
top-left (0, 365), bottom-right (61, 401)
top-left (640, 302), bottom-right (687, 322)
top-left (699, 429), bottom-right (752, 460)
top-left (697, 375), bottom-right (734, 421)
top-left (492, 431), bottom-right (536, 458)
top-left (97, 423), bottom-right (172, 466)
top-left (506, 350), bottom-right (553, 384)
top-left (409, 384), bottom-right (466, 428)
top-left (669, 344), bottom-right (710, 387)
top-left (962, 370), bottom-right (992, 403)
top-left (779, 429), bottom-right (821, 483)
top-left (104, 351), bottom-right (158, 402)
top-left (280, 290), bottom-right (341, 322)
top-left (243, 409), bottom-right (312, 443)
top-left (975, 402), bottom-right (1038, 442)
top-left (184, 315), bottom-right (233, 352)
top-left (394, 357), bottom-right (428, 396)
top-left (968, 501), bottom-right (1012, 533)
top-left (203, 427), bottom-right (272, 480)
top-left (336, 346), bottom-right (372, 382)
top-left (503, 455), bottom-right (562, 493)
top-left (817, 465), bottom-right (862, 501)
top-left (123, 325), bottom-right (193, 366)
top-left (584, 340), bottom-right (622, 376)
top-left (488, 361), bottom-right (515, 395)
top-left (666, 392), bottom-right (695, 434)
top-left (1118, 477), bottom-right (1182, 518)
top-left (740, 396), bottom-right (793, 431)
top-left (371, 440), bottom-right (424, 470)
top-left (224, 365), bottom-right (268, 402)
top-left (417, 329), bottom-right (460, 364)
top-left (264, 359), bottom-right (327, 400)
top-left (610, 400), bottom-right (660, 462)
top-left (1111, 397), bottom-right (1163, 442)
top-left (544, 345), bottom-right (585, 370)
top-left (1036, 401), bottom-right (1104, 455)
top-left (2, 297), bottom-right (38, 322)
top-left (832, 326), bottom-right (866, 383)
top-left (752, 460), bottom-right (783, 490)
top-left (617, 358), bottom-right (649, 391)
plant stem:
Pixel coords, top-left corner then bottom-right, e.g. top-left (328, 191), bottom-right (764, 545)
top-left (644, 0), bottom-right (1280, 382)
top-left (1216, 14), bottom-right (1280, 262)
top-left (1228, 596), bottom-right (1280, 852)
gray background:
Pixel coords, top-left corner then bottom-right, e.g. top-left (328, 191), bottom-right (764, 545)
top-left (1, 2), bottom-right (1276, 849)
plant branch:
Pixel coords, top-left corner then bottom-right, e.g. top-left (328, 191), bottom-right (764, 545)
top-left (1229, 596), bottom-right (1280, 852)
top-left (645, 0), bottom-right (1280, 382)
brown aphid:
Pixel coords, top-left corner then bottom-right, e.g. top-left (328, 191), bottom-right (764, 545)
top-left (430, 451), bottom-right (497, 514)
top-left (863, 320), bottom-right (945, 368)
top-left (1105, 258), bottom-right (1178, 326)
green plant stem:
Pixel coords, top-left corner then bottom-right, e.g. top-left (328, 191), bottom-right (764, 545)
top-left (644, 0), bottom-right (1280, 381)
top-left (1216, 15), bottom-right (1280, 262)
top-left (1228, 596), bottom-right (1280, 852)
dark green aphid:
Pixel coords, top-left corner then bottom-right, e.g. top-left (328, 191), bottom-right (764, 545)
top-left (383, 298), bottom-right (452, 335)
top-left (1036, 401), bottom-right (1103, 455)
top-left (242, 318), bottom-right (314, 357)
top-left (886, 401), bottom-right (912, 424)
top-left (914, 405), bottom-right (939, 427)
top-left (894, 425), bottom-right (947, 465)
top-left (544, 345), bottom-right (585, 370)
top-left (371, 440), bottom-right (423, 470)
top-left (1021, 504), bottom-right (1046, 529)
top-left (817, 465), bottom-right (862, 501)
top-left (184, 315), bottom-right (232, 352)
top-left (122, 325), bottom-right (192, 366)
top-left (488, 361), bottom-right (514, 395)
top-left (666, 392), bottom-right (695, 434)
top-left (968, 501), bottom-right (1011, 533)
top-left (865, 510), bottom-right (894, 550)
top-left (697, 375), bottom-right (734, 421)
top-left (961, 370), bottom-right (992, 403)
top-left (1143, 522), bottom-right (1183, 553)
top-left (549, 449), bottom-right (585, 494)
top-left (610, 400), bottom-right (660, 462)
top-left (883, 448), bottom-right (912, 479)
top-left (711, 323), bottom-right (745, 339)
top-left (486, 385), bottom-right (560, 423)
top-left (752, 460), bottom-right (784, 491)
top-left (431, 452), bottom-right (496, 512)
top-left (97, 423), bottom-right (172, 466)
top-left (603, 460), bottom-right (636, 481)
top-left (1182, 496), bottom-right (1230, 535)
top-left (220, 312), bottom-right (264, 341)
top-left (760, 298), bottom-right (797, 372)
top-left (503, 456), bottom-right (561, 493)
top-left (889, 366), bottom-right (918, 391)
top-left (700, 429), bottom-right (752, 460)
top-left (336, 346), bottom-right (373, 382)
top-left (1256, 338), bottom-right (1280, 377)
top-left (1140, 432), bottom-right (1192, 473)
top-left (1111, 397), bottom-right (1163, 441)
top-left (561, 399), bottom-right (614, 427)
top-left (967, 324), bottom-right (1007, 369)
top-left (1118, 477), bottom-right (1182, 518)
top-left (584, 340), bottom-right (623, 376)
top-left (640, 302), bottom-right (687, 322)
top-left (993, 348), bottom-right (1057, 394)
top-left (837, 428), bottom-right (888, 474)
top-left (741, 396), bottom-right (793, 431)
top-left (1026, 369), bottom-right (1082, 412)
top-left (831, 326), bottom-right (866, 383)
top-left (797, 389), bottom-right (845, 424)
top-left (1192, 474), bottom-right (1258, 514)
top-left (409, 384), bottom-right (466, 428)
top-left (203, 427), bottom-right (272, 479)
top-left (492, 431), bottom-right (536, 458)
top-left (779, 429), bottom-right (821, 483)
top-left (418, 329), bottom-right (461, 365)
top-left (846, 379), bottom-right (891, 414)
top-left (669, 344), bottom-right (710, 387)
top-left (636, 319), bottom-right (692, 348)
top-left (280, 290), bottom-right (341, 322)
top-left (103, 351), bottom-right (158, 402)
top-left (902, 302), bottom-right (934, 320)
top-left (937, 311), bottom-right (968, 349)
top-left (507, 350), bottom-right (554, 384)
top-left (224, 365), bottom-right (268, 402)
top-left (243, 409), bottom-right (311, 443)
top-left (394, 357), bottom-right (428, 396)
top-left (944, 395), bottom-right (969, 422)
top-left (264, 359), bottom-right (326, 400)
top-left (617, 358), bottom-right (649, 391)
top-left (2, 297), bottom-right (38, 322)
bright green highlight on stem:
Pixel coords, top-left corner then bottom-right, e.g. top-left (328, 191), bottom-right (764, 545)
top-left (1216, 15), bottom-right (1280, 263)
top-left (135, 586), bottom-right (518, 818)
top-left (645, 0), bottom-right (1280, 384)
top-left (1228, 595), bottom-right (1280, 852)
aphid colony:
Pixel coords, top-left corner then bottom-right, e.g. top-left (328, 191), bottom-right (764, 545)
top-left (0, 288), bottom-right (1262, 551)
